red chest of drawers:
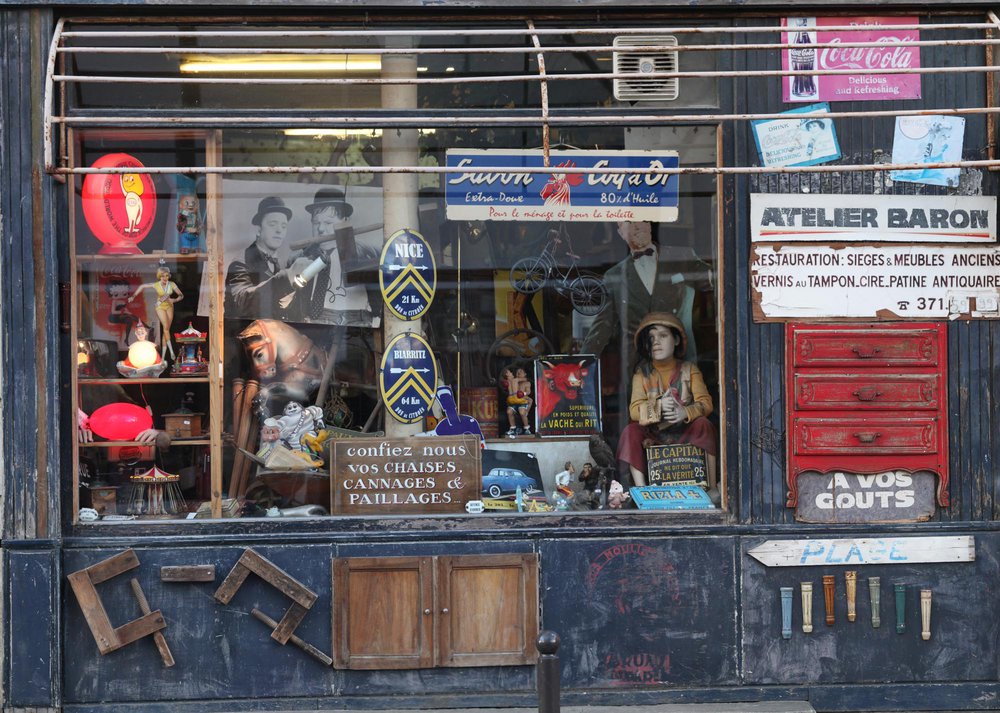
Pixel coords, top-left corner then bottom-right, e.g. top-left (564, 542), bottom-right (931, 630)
top-left (785, 322), bottom-right (949, 508)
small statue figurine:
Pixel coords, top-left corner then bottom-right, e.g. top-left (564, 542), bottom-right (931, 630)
top-left (176, 192), bottom-right (203, 254)
top-left (552, 461), bottom-right (575, 509)
top-left (607, 480), bottom-right (630, 509)
top-left (500, 365), bottom-right (534, 437)
top-left (129, 263), bottom-right (183, 360)
top-left (116, 322), bottom-right (168, 378)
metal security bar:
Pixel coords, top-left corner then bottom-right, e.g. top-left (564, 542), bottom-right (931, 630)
top-left (45, 14), bottom-right (1000, 176)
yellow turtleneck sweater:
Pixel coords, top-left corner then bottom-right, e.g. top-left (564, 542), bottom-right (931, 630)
top-left (628, 357), bottom-right (713, 425)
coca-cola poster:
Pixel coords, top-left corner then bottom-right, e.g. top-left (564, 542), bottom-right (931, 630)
top-left (782, 17), bottom-right (921, 103)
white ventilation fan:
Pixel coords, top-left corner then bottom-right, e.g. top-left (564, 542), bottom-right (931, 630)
top-left (613, 35), bottom-right (680, 102)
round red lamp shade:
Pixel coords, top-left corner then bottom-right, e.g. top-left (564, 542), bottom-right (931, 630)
top-left (88, 403), bottom-right (153, 441)
top-left (81, 154), bottom-right (157, 255)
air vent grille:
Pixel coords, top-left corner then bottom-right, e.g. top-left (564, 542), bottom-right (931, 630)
top-left (613, 35), bottom-right (679, 102)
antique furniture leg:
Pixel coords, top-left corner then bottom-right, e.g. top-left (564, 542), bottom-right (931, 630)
top-left (800, 581), bottom-right (813, 633)
top-left (869, 576), bottom-right (881, 628)
top-left (823, 575), bottom-right (835, 626)
top-left (780, 587), bottom-right (793, 640)
top-left (845, 571), bottom-right (857, 622)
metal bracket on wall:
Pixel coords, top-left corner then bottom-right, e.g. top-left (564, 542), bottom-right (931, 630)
top-left (67, 548), bottom-right (175, 667)
top-left (214, 548), bottom-right (318, 645)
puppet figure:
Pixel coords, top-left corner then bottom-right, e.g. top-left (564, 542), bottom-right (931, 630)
top-left (176, 193), bottom-right (203, 254)
top-left (500, 365), bottom-right (534, 437)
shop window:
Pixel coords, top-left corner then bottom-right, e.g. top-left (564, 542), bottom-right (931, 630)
top-left (57, 19), bottom-right (724, 523)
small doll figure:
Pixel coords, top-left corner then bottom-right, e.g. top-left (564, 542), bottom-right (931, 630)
top-left (105, 276), bottom-right (139, 345)
top-left (176, 193), bottom-right (203, 254)
top-left (607, 480), bottom-right (630, 509)
top-left (500, 365), bottom-right (534, 437)
top-left (129, 265), bottom-right (183, 359)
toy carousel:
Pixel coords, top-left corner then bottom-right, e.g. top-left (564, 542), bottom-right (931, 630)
top-left (172, 323), bottom-right (208, 377)
top-left (126, 465), bottom-right (186, 517)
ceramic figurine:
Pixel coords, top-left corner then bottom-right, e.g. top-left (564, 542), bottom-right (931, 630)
top-left (176, 192), bottom-right (203, 254)
top-left (129, 263), bottom-right (183, 359)
top-left (499, 365), bottom-right (533, 437)
top-left (607, 480), bottom-right (630, 509)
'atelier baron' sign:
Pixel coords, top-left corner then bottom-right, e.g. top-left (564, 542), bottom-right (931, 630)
top-left (330, 435), bottom-right (481, 515)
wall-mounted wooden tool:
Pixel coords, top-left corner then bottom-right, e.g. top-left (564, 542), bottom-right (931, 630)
top-left (160, 565), bottom-right (215, 583)
top-left (67, 549), bottom-right (172, 665)
top-left (130, 578), bottom-right (174, 667)
top-left (251, 608), bottom-right (332, 666)
top-left (869, 576), bottom-right (881, 628)
top-left (215, 548), bottom-right (318, 645)
top-left (920, 589), bottom-right (932, 641)
top-left (780, 587), bottom-right (793, 640)
top-left (845, 571), bottom-right (857, 622)
top-left (801, 582), bottom-right (813, 634)
top-left (823, 575), bottom-right (836, 626)
top-left (895, 583), bottom-right (906, 634)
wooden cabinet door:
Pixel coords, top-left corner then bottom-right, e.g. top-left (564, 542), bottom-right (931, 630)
top-left (436, 554), bottom-right (539, 667)
top-left (332, 556), bottom-right (434, 670)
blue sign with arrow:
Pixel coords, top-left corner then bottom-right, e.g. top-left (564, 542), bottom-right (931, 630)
top-left (379, 332), bottom-right (438, 423)
top-left (379, 228), bottom-right (437, 321)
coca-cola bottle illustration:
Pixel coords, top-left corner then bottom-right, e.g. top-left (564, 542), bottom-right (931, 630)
top-left (789, 18), bottom-right (817, 99)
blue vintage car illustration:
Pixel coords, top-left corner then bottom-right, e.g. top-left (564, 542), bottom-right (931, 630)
top-left (481, 467), bottom-right (540, 499)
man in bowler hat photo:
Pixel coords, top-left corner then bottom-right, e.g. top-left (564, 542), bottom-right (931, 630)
top-left (289, 186), bottom-right (380, 327)
top-left (224, 196), bottom-right (312, 320)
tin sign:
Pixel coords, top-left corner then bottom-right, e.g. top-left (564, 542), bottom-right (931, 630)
top-left (750, 244), bottom-right (1000, 320)
top-left (781, 16), bottom-right (921, 103)
top-left (751, 103), bottom-right (841, 168)
top-left (445, 149), bottom-right (679, 222)
top-left (630, 485), bottom-right (715, 510)
top-left (379, 332), bottom-right (438, 423)
top-left (379, 228), bottom-right (436, 321)
top-left (751, 194), bottom-right (996, 243)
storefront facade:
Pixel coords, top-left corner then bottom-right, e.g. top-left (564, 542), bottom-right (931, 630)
top-left (2, 2), bottom-right (1000, 711)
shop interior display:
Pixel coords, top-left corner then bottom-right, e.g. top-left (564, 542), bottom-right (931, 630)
top-left (69, 127), bottom-right (720, 522)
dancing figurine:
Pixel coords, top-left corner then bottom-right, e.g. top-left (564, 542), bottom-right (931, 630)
top-left (129, 264), bottom-right (183, 359)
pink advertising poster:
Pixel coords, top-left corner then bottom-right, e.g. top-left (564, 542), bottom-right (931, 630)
top-left (782, 17), bottom-right (921, 103)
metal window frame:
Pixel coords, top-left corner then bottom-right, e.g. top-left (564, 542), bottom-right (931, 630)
top-left (43, 13), bottom-right (1000, 177)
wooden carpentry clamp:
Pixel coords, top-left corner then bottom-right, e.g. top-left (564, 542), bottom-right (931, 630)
top-left (67, 548), bottom-right (175, 667)
top-left (214, 548), bottom-right (318, 645)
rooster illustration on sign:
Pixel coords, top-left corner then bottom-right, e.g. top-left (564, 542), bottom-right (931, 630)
top-left (540, 160), bottom-right (584, 206)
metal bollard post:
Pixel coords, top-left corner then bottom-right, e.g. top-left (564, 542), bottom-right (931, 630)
top-left (536, 630), bottom-right (561, 713)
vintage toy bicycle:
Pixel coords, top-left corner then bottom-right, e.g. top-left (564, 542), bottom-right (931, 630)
top-left (508, 224), bottom-right (607, 316)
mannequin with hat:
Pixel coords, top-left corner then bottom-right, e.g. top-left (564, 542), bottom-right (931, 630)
top-left (224, 196), bottom-right (312, 320)
top-left (288, 186), bottom-right (379, 326)
top-left (616, 311), bottom-right (717, 498)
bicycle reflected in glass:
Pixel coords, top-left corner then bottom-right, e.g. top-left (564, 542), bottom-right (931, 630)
top-left (508, 225), bottom-right (607, 316)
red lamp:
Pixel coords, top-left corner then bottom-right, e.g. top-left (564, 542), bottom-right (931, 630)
top-left (81, 153), bottom-right (158, 255)
top-left (88, 403), bottom-right (153, 441)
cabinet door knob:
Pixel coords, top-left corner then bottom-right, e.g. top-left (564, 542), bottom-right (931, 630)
top-left (851, 345), bottom-right (882, 359)
top-left (853, 431), bottom-right (881, 444)
top-left (424, 608), bottom-right (431, 615)
top-left (852, 387), bottom-right (882, 402)
top-left (441, 608), bottom-right (449, 614)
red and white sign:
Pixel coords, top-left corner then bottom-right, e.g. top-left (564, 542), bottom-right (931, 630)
top-left (81, 153), bottom-right (158, 254)
top-left (782, 16), bottom-right (921, 103)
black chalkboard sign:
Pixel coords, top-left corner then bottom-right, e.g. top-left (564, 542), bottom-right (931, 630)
top-left (646, 443), bottom-right (707, 486)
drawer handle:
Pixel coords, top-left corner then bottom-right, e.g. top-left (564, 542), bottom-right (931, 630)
top-left (851, 345), bottom-right (882, 359)
top-left (853, 387), bottom-right (882, 402)
top-left (853, 432), bottom-right (882, 444)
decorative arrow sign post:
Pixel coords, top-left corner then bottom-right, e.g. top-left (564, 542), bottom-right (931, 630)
top-left (747, 535), bottom-right (975, 567)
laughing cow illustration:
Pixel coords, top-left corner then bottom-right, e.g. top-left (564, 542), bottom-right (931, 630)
top-left (540, 160), bottom-right (584, 206)
top-left (538, 359), bottom-right (590, 420)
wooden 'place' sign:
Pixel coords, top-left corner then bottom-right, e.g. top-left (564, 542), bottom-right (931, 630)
top-left (331, 435), bottom-right (481, 515)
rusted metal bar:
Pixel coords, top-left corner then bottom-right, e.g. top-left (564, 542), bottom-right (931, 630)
top-left (42, 17), bottom-right (65, 172)
top-left (527, 20), bottom-right (551, 168)
top-left (57, 37), bottom-right (1000, 56)
top-left (50, 105), bottom-right (1000, 128)
top-left (48, 158), bottom-right (1000, 177)
top-left (58, 22), bottom-right (998, 38)
top-left (52, 64), bottom-right (1000, 86)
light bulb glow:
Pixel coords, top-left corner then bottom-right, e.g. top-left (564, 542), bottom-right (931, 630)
top-left (128, 340), bottom-right (159, 369)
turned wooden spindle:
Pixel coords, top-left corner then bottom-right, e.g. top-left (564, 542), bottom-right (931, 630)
top-left (780, 587), bottom-right (793, 640)
top-left (823, 575), bottom-right (836, 626)
top-left (920, 589), bottom-right (932, 641)
top-left (895, 583), bottom-right (907, 634)
top-left (868, 576), bottom-right (881, 629)
top-left (845, 571), bottom-right (858, 622)
top-left (801, 582), bottom-right (813, 634)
